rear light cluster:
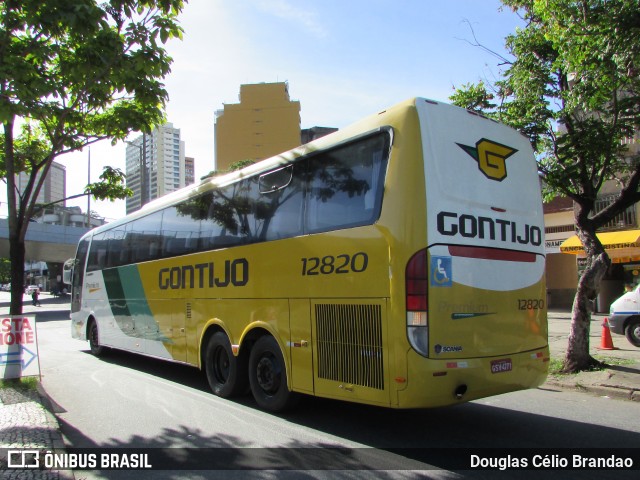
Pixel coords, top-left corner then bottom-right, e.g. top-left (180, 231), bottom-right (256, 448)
top-left (406, 249), bottom-right (429, 357)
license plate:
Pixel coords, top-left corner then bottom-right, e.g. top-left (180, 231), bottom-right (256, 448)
top-left (490, 358), bottom-right (512, 374)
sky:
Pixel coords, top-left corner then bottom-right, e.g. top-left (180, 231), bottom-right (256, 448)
top-left (47, 0), bottom-right (525, 221)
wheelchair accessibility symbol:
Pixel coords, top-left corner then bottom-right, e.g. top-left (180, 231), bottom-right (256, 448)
top-left (431, 256), bottom-right (452, 287)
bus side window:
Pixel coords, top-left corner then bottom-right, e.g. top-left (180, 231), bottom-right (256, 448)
top-left (87, 232), bottom-right (107, 271)
top-left (106, 228), bottom-right (126, 268)
top-left (164, 194), bottom-right (208, 256)
top-left (262, 165), bottom-right (304, 241)
top-left (129, 211), bottom-right (163, 263)
top-left (201, 187), bottom-right (244, 250)
top-left (306, 133), bottom-right (388, 234)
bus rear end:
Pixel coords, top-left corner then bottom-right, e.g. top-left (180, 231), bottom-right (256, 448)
top-left (401, 99), bottom-right (548, 407)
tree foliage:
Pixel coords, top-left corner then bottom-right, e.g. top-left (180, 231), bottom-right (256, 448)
top-left (1, 0), bottom-right (185, 315)
top-left (451, 0), bottom-right (640, 372)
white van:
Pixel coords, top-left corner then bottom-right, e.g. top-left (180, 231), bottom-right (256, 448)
top-left (608, 288), bottom-right (640, 347)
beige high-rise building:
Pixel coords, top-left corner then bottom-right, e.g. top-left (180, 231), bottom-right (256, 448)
top-left (214, 82), bottom-right (301, 172)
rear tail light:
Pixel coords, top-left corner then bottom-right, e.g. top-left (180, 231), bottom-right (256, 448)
top-left (406, 249), bottom-right (429, 357)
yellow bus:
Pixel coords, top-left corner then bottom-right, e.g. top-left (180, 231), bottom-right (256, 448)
top-left (70, 98), bottom-right (548, 412)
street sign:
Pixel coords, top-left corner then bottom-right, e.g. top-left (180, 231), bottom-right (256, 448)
top-left (1, 316), bottom-right (40, 379)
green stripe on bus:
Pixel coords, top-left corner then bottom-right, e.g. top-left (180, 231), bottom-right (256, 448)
top-left (104, 266), bottom-right (170, 343)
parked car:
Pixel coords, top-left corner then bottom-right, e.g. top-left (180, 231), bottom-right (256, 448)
top-left (25, 285), bottom-right (40, 295)
top-left (608, 286), bottom-right (640, 347)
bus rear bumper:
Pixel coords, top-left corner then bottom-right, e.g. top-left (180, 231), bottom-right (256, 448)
top-left (396, 346), bottom-right (549, 408)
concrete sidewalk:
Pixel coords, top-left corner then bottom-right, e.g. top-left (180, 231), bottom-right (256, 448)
top-left (546, 310), bottom-right (640, 402)
top-left (0, 384), bottom-right (72, 479)
top-left (1, 293), bottom-right (74, 478)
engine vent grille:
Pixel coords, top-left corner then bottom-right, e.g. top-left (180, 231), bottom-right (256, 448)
top-left (316, 304), bottom-right (384, 390)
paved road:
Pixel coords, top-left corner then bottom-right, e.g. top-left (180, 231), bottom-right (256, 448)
top-left (3, 293), bottom-right (640, 479)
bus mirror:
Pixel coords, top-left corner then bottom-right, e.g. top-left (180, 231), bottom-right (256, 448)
top-left (63, 258), bottom-right (74, 285)
top-left (259, 166), bottom-right (293, 194)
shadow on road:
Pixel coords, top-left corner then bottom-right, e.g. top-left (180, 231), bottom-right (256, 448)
top-left (49, 347), bottom-right (640, 479)
top-left (0, 295), bottom-right (70, 321)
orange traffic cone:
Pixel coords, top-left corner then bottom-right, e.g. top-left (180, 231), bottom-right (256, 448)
top-left (597, 317), bottom-right (619, 350)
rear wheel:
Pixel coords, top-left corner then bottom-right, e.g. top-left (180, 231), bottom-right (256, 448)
top-left (248, 335), bottom-right (298, 412)
top-left (205, 332), bottom-right (248, 397)
top-left (625, 318), bottom-right (640, 347)
top-left (88, 320), bottom-right (105, 356)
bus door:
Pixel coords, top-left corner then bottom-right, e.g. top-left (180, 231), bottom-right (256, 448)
top-left (311, 299), bottom-right (389, 405)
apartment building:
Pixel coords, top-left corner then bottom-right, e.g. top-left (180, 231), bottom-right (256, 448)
top-left (125, 123), bottom-right (192, 214)
top-left (214, 82), bottom-right (301, 171)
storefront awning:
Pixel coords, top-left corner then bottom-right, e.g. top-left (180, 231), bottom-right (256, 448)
top-left (560, 230), bottom-right (640, 254)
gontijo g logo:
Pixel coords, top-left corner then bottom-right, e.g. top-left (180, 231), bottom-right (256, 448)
top-left (456, 139), bottom-right (518, 182)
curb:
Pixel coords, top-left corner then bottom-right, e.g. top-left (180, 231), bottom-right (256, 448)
top-left (544, 377), bottom-right (640, 402)
top-left (35, 384), bottom-right (69, 454)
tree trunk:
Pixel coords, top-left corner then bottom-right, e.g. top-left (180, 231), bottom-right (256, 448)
top-left (563, 229), bottom-right (609, 373)
top-left (9, 231), bottom-right (26, 316)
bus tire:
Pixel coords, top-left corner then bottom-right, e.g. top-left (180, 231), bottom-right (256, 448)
top-left (88, 320), bottom-right (105, 357)
top-left (248, 335), bottom-right (299, 412)
top-left (625, 318), bottom-right (640, 347)
top-left (205, 332), bottom-right (248, 398)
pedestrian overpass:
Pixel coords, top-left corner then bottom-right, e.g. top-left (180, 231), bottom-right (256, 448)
top-left (0, 218), bottom-right (88, 263)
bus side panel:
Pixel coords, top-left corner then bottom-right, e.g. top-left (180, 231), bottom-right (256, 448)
top-left (80, 266), bottom-right (175, 359)
top-left (188, 298), bottom-right (291, 362)
top-left (289, 299), bottom-right (314, 394)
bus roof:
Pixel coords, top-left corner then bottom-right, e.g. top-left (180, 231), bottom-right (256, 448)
top-left (85, 97), bottom-right (478, 238)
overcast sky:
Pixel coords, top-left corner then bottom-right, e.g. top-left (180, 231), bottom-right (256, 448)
top-left (45, 0), bottom-right (524, 220)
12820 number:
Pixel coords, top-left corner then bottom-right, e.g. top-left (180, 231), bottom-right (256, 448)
top-left (301, 252), bottom-right (369, 276)
top-left (518, 298), bottom-right (545, 310)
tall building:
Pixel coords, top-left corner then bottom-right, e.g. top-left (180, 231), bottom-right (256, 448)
top-left (125, 123), bottom-right (188, 214)
top-left (185, 156), bottom-right (195, 186)
top-left (214, 82), bottom-right (301, 171)
top-left (16, 161), bottom-right (66, 206)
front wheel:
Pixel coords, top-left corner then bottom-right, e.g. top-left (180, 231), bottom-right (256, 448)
top-left (88, 320), bottom-right (105, 356)
top-left (625, 318), bottom-right (640, 347)
top-left (248, 335), bottom-right (299, 412)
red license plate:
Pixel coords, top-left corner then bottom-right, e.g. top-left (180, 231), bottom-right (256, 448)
top-left (490, 358), bottom-right (512, 374)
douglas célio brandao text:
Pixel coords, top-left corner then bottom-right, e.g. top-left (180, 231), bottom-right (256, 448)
top-left (470, 453), bottom-right (634, 470)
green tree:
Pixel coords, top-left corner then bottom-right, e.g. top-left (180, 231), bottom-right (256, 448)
top-left (1, 0), bottom-right (185, 315)
top-left (450, 0), bottom-right (640, 372)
